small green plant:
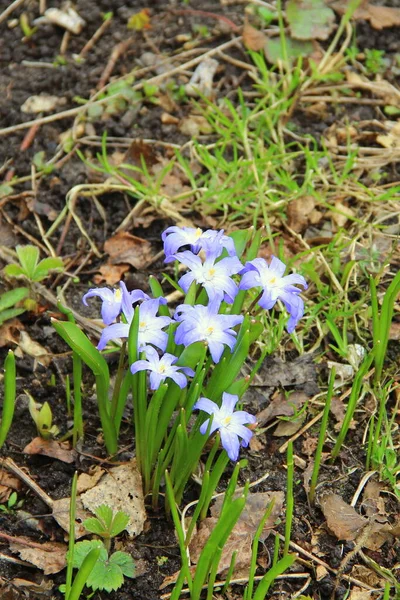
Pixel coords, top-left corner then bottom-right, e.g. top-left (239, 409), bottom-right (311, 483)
top-left (364, 48), bottom-right (386, 75)
top-left (32, 151), bottom-right (55, 175)
top-left (0, 491), bottom-right (23, 514)
top-left (28, 393), bottom-right (60, 439)
top-left (67, 505), bottom-right (135, 593)
top-left (0, 287), bottom-right (29, 325)
top-left (4, 245), bottom-right (63, 283)
top-left (20, 13), bottom-right (37, 38)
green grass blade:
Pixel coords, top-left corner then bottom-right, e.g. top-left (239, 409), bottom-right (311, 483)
top-left (0, 351), bottom-right (16, 448)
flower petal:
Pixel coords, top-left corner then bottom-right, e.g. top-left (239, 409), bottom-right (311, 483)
top-left (97, 323), bottom-right (130, 350)
top-left (220, 428), bottom-right (240, 461)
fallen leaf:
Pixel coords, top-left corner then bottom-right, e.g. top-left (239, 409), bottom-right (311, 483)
top-left (0, 472), bottom-right (22, 503)
top-left (104, 231), bottom-right (153, 269)
top-left (330, 396), bottom-right (357, 431)
top-left (93, 264), bottom-right (130, 285)
top-left (17, 331), bottom-right (51, 367)
top-left (189, 492), bottom-right (284, 575)
top-left (287, 196), bottom-right (317, 232)
top-left (330, 0), bottom-right (400, 30)
top-left (348, 587), bottom-right (373, 600)
top-left (23, 438), bottom-right (76, 464)
top-left (319, 494), bottom-right (367, 541)
top-left (127, 8), bottom-right (151, 30)
top-left (256, 391), bottom-right (308, 427)
top-left (80, 459), bottom-right (146, 538)
top-left (389, 321), bottom-right (400, 340)
top-left (332, 200), bottom-right (355, 227)
top-left (179, 115), bottom-right (213, 137)
top-left (77, 466), bottom-right (106, 494)
top-left (5, 578), bottom-right (53, 595)
top-left (0, 319), bottom-right (24, 348)
top-left (376, 121), bottom-right (400, 149)
top-left (287, 0), bottom-right (336, 40)
top-left (302, 436), bottom-right (318, 456)
top-left (273, 415), bottom-right (305, 437)
top-left (242, 21), bottom-right (267, 51)
top-left (9, 538), bottom-right (67, 574)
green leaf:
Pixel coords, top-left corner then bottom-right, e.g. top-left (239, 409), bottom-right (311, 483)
top-left (83, 517), bottom-right (107, 536)
top-left (229, 230), bottom-right (251, 258)
top-left (264, 36), bottom-right (314, 65)
top-left (110, 511), bottom-right (130, 537)
top-left (16, 245), bottom-right (40, 279)
top-left (0, 307), bottom-right (25, 325)
top-left (87, 557), bottom-right (124, 592)
top-left (0, 287), bottom-right (29, 312)
top-left (109, 551), bottom-right (135, 578)
top-left (286, 0), bottom-right (335, 41)
top-left (94, 504), bottom-right (114, 530)
top-left (72, 540), bottom-right (106, 569)
top-left (3, 264), bottom-right (25, 278)
top-left (176, 342), bottom-right (207, 370)
top-left (33, 257), bottom-right (64, 281)
top-left (51, 320), bottom-right (109, 384)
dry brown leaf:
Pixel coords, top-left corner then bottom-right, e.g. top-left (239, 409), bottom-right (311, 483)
top-left (389, 321), bottom-right (400, 340)
top-left (273, 415), bottom-right (304, 437)
top-left (0, 472), bottom-right (22, 502)
top-left (302, 436), bottom-right (318, 456)
top-left (23, 438), bottom-right (76, 464)
top-left (330, 396), bottom-right (356, 431)
top-left (179, 115), bottom-right (213, 137)
top-left (319, 494), bottom-right (367, 541)
top-left (350, 564), bottom-right (384, 588)
top-left (242, 21), bottom-right (267, 51)
top-left (77, 466), bottom-right (105, 494)
top-left (257, 391), bottom-right (307, 427)
top-left (331, 0), bottom-right (400, 29)
top-left (287, 196), bottom-right (316, 233)
top-left (189, 492), bottom-right (284, 575)
top-left (9, 539), bottom-right (67, 574)
top-left (377, 122), bottom-right (400, 149)
top-left (348, 587), bottom-right (373, 600)
top-left (6, 578), bottom-right (54, 595)
top-left (332, 200), bottom-right (355, 227)
top-left (93, 263), bottom-right (130, 285)
top-left (80, 459), bottom-right (146, 538)
top-left (17, 331), bottom-right (51, 367)
top-left (104, 231), bottom-right (153, 269)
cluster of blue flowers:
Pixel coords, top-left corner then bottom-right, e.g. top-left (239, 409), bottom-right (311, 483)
top-left (83, 226), bottom-right (307, 461)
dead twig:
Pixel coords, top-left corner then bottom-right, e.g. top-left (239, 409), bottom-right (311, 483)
top-left (78, 15), bottom-right (113, 58)
top-left (97, 38), bottom-right (134, 89)
top-left (0, 0), bottom-right (25, 25)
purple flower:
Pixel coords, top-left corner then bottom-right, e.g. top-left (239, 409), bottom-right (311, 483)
top-left (167, 251), bottom-right (243, 303)
top-left (130, 346), bottom-right (195, 390)
top-left (98, 298), bottom-right (171, 351)
top-left (174, 299), bottom-right (243, 363)
top-left (194, 392), bottom-right (256, 461)
top-left (83, 281), bottom-right (149, 326)
top-left (239, 257), bottom-right (308, 333)
top-left (162, 226), bottom-right (237, 259)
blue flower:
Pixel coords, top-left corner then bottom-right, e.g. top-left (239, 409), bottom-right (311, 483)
top-left (83, 281), bottom-right (149, 325)
top-left (98, 297), bottom-right (171, 352)
top-left (174, 299), bottom-right (243, 363)
top-left (239, 257), bottom-right (308, 332)
top-left (194, 392), bottom-right (256, 461)
top-left (130, 346), bottom-right (195, 390)
top-left (162, 226), bottom-right (237, 259)
top-left (167, 250), bottom-right (243, 303)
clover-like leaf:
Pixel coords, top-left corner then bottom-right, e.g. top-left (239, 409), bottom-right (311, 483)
top-left (94, 505), bottom-right (114, 530)
top-left (264, 36), bottom-right (314, 65)
top-left (71, 540), bottom-right (106, 569)
top-left (87, 556), bottom-right (124, 592)
top-left (109, 511), bottom-right (130, 537)
top-left (33, 257), bottom-right (64, 281)
top-left (109, 551), bottom-right (135, 578)
top-left (15, 245), bottom-right (40, 279)
top-left (83, 516), bottom-right (107, 536)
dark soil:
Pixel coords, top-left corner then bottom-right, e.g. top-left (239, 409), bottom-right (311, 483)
top-left (0, 1), bottom-right (399, 599)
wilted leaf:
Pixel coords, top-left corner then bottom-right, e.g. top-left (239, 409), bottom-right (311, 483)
top-left (319, 494), bottom-right (367, 541)
top-left (242, 21), bottom-right (267, 51)
top-left (104, 232), bottom-right (153, 269)
top-left (80, 459), bottom-right (146, 538)
top-left (9, 538), bottom-right (67, 574)
top-left (0, 472), bottom-right (22, 503)
top-left (189, 491), bottom-right (284, 575)
top-left (77, 466), bottom-right (105, 494)
top-left (331, 0), bottom-right (400, 30)
top-left (127, 9), bottom-right (151, 30)
top-left (330, 396), bottom-right (356, 431)
top-left (17, 331), bottom-right (51, 367)
top-left (257, 391), bottom-right (307, 427)
top-left (93, 264), bottom-right (130, 285)
top-left (264, 36), bottom-right (314, 64)
top-left (287, 196), bottom-right (320, 233)
top-left (273, 415), bottom-right (305, 437)
top-left (23, 438), bottom-right (77, 464)
top-left (287, 0), bottom-right (336, 40)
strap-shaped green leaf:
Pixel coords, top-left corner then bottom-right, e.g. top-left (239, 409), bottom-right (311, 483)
top-left (0, 287), bottom-right (29, 312)
top-left (52, 320), bottom-right (109, 387)
top-left (16, 245), bottom-right (39, 278)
